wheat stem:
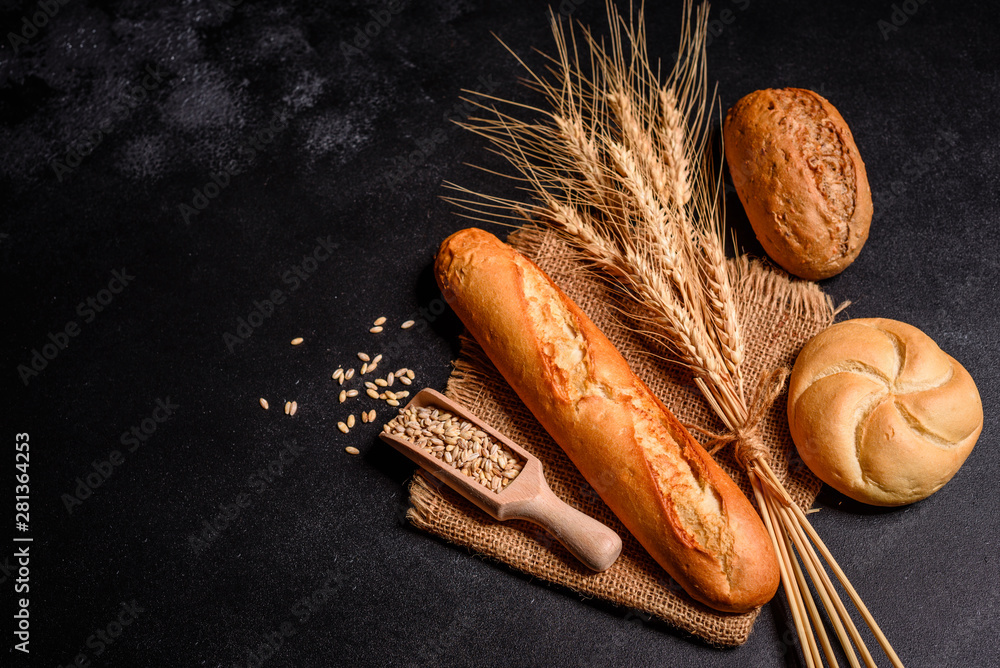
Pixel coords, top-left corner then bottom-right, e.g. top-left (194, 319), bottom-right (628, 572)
top-left (448, 2), bottom-right (904, 665)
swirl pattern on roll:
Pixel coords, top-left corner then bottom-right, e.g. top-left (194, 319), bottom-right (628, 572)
top-left (788, 318), bottom-right (982, 506)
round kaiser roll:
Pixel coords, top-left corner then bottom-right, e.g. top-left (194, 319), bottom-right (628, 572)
top-left (724, 88), bottom-right (872, 280)
top-left (788, 318), bottom-right (982, 506)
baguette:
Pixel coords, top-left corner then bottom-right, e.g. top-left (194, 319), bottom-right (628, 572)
top-left (435, 228), bottom-right (780, 613)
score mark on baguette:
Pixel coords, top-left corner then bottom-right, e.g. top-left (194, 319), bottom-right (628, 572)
top-left (435, 228), bottom-right (780, 613)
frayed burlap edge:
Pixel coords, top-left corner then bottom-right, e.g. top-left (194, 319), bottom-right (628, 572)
top-left (406, 225), bottom-right (836, 646)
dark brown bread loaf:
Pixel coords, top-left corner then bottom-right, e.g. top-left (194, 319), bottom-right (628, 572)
top-left (724, 88), bottom-right (872, 280)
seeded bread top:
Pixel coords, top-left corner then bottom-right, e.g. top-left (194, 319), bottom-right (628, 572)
top-left (778, 89), bottom-right (858, 236)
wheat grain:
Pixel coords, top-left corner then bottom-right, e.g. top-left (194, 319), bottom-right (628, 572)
top-left (386, 405), bottom-right (522, 492)
top-left (440, 3), bottom-right (902, 663)
top-left (656, 86), bottom-right (693, 208)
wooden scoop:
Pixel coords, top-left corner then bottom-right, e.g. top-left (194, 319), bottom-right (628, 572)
top-left (379, 388), bottom-right (622, 572)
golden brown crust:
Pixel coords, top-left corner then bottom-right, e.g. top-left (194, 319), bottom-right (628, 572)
top-left (788, 318), bottom-right (983, 506)
top-left (724, 88), bottom-right (873, 280)
top-left (436, 228), bottom-right (779, 612)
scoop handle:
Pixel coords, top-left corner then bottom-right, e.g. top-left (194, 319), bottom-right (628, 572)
top-left (512, 488), bottom-right (622, 572)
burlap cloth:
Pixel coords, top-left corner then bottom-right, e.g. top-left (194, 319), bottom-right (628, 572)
top-left (407, 225), bottom-right (835, 646)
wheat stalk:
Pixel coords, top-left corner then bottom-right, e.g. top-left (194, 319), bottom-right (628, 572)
top-left (445, 3), bottom-right (904, 666)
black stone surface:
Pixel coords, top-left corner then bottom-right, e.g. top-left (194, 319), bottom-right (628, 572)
top-left (3, 1), bottom-right (997, 666)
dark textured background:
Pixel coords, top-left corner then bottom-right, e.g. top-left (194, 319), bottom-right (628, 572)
top-left (3, 1), bottom-right (997, 666)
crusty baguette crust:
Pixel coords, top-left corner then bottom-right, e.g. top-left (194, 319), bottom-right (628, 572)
top-left (435, 228), bottom-right (779, 613)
